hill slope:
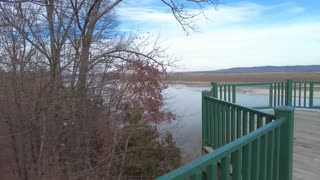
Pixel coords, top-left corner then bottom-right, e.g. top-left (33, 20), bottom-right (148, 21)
top-left (187, 65), bottom-right (320, 73)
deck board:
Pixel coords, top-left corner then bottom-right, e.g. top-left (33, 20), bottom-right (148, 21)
top-left (293, 110), bottom-right (320, 180)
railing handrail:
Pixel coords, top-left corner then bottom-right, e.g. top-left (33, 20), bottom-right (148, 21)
top-left (216, 82), bottom-right (276, 87)
top-left (156, 117), bottom-right (287, 180)
top-left (291, 80), bottom-right (320, 83)
top-left (204, 95), bottom-right (275, 119)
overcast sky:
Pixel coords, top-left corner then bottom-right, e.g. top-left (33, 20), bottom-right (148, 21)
top-left (118, 0), bottom-right (320, 71)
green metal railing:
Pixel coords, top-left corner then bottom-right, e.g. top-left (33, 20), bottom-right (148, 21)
top-left (202, 93), bottom-right (275, 150)
top-left (157, 91), bottom-right (295, 180)
top-left (292, 81), bottom-right (320, 108)
top-left (210, 80), bottom-right (320, 109)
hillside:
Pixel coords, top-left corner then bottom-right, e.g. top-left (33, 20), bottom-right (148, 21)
top-left (185, 65), bottom-right (320, 74)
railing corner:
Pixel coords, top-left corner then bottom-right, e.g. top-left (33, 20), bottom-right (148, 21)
top-left (286, 79), bottom-right (293, 106)
top-left (275, 106), bottom-right (294, 180)
top-left (210, 82), bottom-right (218, 97)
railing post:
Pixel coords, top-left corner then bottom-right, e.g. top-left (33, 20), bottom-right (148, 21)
top-left (275, 106), bottom-right (295, 180)
top-left (202, 90), bottom-right (210, 148)
top-left (210, 82), bottom-right (218, 98)
top-left (232, 85), bottom-right (236, 103)
top-left (309, 82), bottom-right (314, 108)
top-left (269, 83), bottom-right (273, 108)
top-left (286, 80), bottom-right (293, 106)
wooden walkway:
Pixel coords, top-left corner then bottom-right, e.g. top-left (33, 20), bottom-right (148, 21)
top-left (293, 110), bottom-right (320, 180)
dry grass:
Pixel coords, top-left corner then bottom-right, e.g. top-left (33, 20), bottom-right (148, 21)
top-left (168, 72), bottom-right (320, 84)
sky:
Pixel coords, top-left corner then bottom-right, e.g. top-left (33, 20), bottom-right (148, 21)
top-left (117, 0), bottom-right (320, 71)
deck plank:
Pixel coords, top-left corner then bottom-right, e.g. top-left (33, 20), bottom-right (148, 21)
top-left (293, 110), bottom-right (320, 180)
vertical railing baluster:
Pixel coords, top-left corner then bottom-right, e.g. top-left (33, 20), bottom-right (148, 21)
top-left (216, 101), bottom-right (220, 148)
top-left (249, 112), bottom-right (255, 132)
top-left (260, 134), bottom-right (268, 180)
top-left (309, 82), bottom-right (314, 108)
top-left (232, 85), bottom-right (236, 103)
top-left (224, 85), bottom-right (227, 101)
top-left (267, 130), bottom-right (275, 180)
top-left (218, 102), bottom-right (222, 148)
top-left (208, 100), bottom-right (211, 147)
top-left (222, 104), bottom-right (226, 146)
top-left (232, 149), bottom-right (242, 180)
top-left (243, 110), bottom-right (248, 135)
top-left (237, 109), bottom-right (242, 138)
top-left (221, 154), bottom-right (231, 180)
top-left (252, 138), bottom-right (261, 179)
top-left (207, 100), bottom-right (211, 146)
top-left (286, 80), bottom-right (293, 106)
top-left (304, 82), bottom-right (307, 107)
top-left (220, 86), bottom-right (223, 100)
top-left (281, 82), bottom-right (284, 105)
top-left (299, 82), bottom-right (302, 107)
top-left (242, 143), bottom-right (252, 180)
top-left (231, 106), bottom-right (235, 141)
top-left (257, 115), bottom-right (263, 128)
top-left (273, 127), bottom-right (280, 180)
top-left (293, 82), bottom-right (296, 106)
top-left (207, 163), bottom-right (218, 180)
top-left (269, 83), bottom-right (273, 108)
top-left (274, 83), bottom-right (277, 107)
top-left (212, 102), bottom-right (215, 146)
top-left (228, 85), bottom-right (231, 102)
top-left (214, 102), bottom-right (218, 149)
top-left (221, 85), bottom-right (227, 101)
top-left (278, 83), bottom-right (281, 106)
top-left (226, 105), bottom-right (230, 143)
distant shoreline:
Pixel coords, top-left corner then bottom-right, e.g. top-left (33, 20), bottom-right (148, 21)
top-left (167, 71), bottom-right (320, 83)
top-left (173, 65), bottom-right (320, 74)
top-left (167, 81), bottom-right (320, 98)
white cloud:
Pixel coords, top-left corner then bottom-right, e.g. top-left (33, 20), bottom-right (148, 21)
top-left (119, 2), bottom-right (265, 28)
top-left (197, 3), bottom-right (265, 26)
top-left (118, 7), bottom-right (176, 23)
top-left (167, 23), bottom-right (320, 70)
top-left (118, 2), bottom-right (320, 71)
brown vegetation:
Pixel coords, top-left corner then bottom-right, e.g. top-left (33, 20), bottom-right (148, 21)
top-left (169, 72), bottom-right (320, 84)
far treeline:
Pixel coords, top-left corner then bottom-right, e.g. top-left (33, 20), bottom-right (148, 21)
top-left (0, 0), bottom-right (218, 180)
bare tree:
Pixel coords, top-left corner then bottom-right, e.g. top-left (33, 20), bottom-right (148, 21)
top-left (0, 0), bottom-right (219, 179)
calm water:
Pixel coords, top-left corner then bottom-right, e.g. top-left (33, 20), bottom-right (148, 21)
top-left (161, 84), bottom-right (320, 163)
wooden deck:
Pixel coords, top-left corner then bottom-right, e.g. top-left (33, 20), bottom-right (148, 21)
top-left (293, 110), bottom-right (320, 180)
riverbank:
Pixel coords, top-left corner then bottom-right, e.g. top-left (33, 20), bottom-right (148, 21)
top-left (168, 72), bottom-right (320, 83)
top-left (167, 82), bottom-right (320, 98)
top-left (167, 71), bottom-right (320, 98)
